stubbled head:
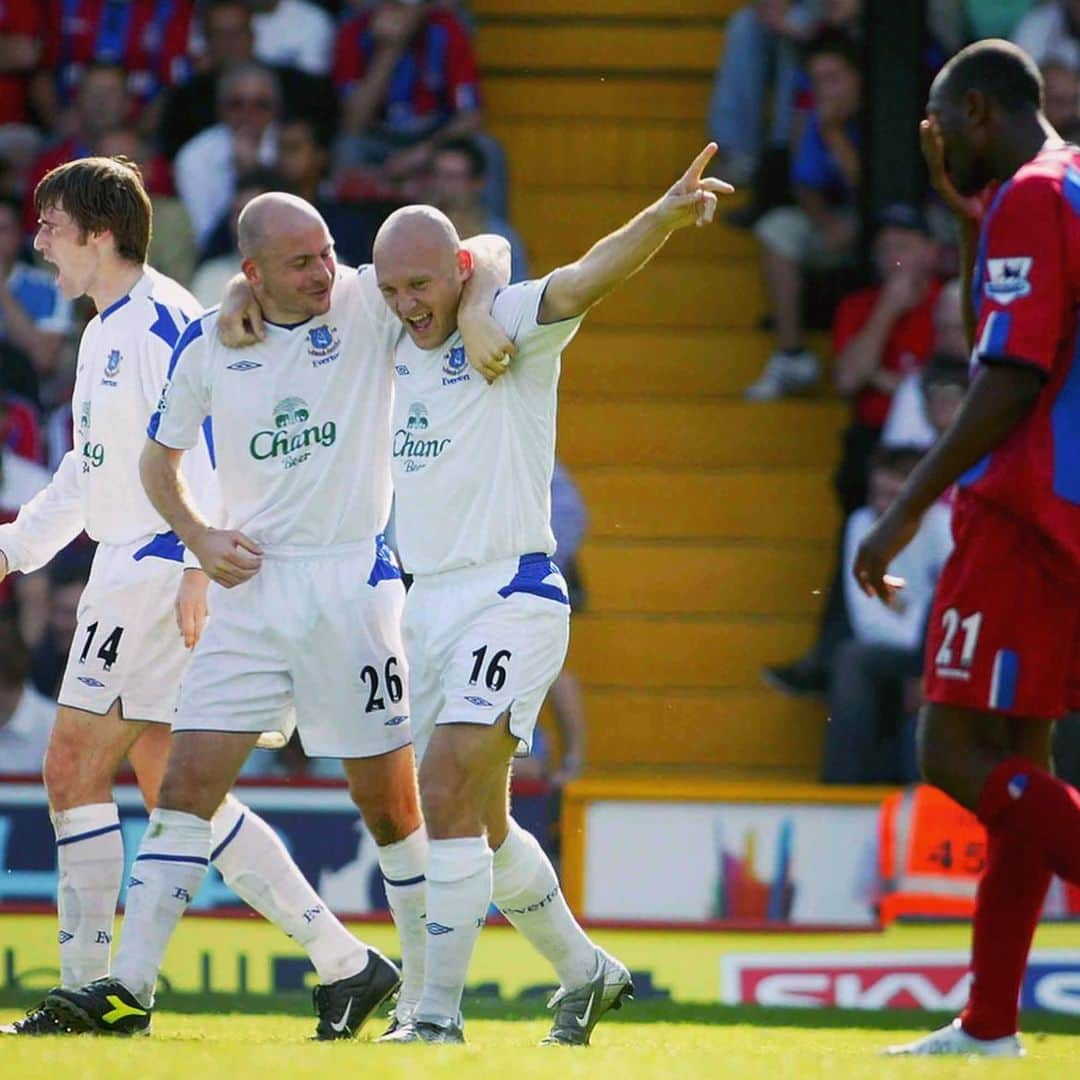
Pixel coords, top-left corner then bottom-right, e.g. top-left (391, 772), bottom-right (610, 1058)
top-left (238, 192), bottom-right (335, 321)
top-left (373, 205), bottom-right (472, 349)
top-left (927, 39), bottom-right (1044, 197)
top-left (33, 155), bottom-right (151, 299)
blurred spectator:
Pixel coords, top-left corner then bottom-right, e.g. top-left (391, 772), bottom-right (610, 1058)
top-left (0, 621), bottom-right (55, 776)
top-left (191, 166), bottom-right (283, 308)
top-left (22, 62), bottom-right (131, 233)
top-left (0, 394), bottom-right (43, 464)
top-left (273, 116), bottom-right (388, 267)
top-left (0, 195), bottom-right (73, 408)
top-left (334, 0), bottom-right (481, 200)
top-left (1013, 0), bottom-right (1080, 70)
top-left (29, 0), bottom-right (193, 138)
top-left (0, 2), bottom-right (42, 127)
top-left (708, 2), bottom-right (814, 188)
top-left (430, 137), bottom-right (528, 282)
top-left (30, 551), bottom-right (91, 699)
top-left (821, 447), bottom-right (952, 784)
top-left (95, 129), bottom-right (197, 287)
top-left (0, 440), bottom-right (50, 642)
top-left (882, 281), bottom-right (969, 449)
top-left (158, 0), bottom-right (338, 162)
top-left (832, 204), bottom-right (941, 514)
top-left (1042, 59), bottom-right (1080, 140)
top-left (0, 431), bottom-right (47, 511)
top-left (746, 28), bottom-right (862, 401)
top-left (249, 0), bottom-right (335, 77)
top-left (174, 63), bottom-right (282, 251)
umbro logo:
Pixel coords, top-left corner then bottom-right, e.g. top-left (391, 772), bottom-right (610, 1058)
top-left (227, 359), bottom-right (262, 371)
top-left (395, 364), bottom-right (410, 376)
top-left (77, 676), bottom-right (106, 688)
top-left (464, 696), bottom-right (493, 708)
top-left (384, 714), bottom-right (408, 727)
top-left (426, 922), bottom-right (454, 935)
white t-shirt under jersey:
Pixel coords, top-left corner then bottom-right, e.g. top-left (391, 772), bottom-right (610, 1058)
top-left (390, 275), bottom-right (584, 576)
top-left (149, 266), bottom-right (400, 548)
top-left (0, 268), bottom-right (218, 574)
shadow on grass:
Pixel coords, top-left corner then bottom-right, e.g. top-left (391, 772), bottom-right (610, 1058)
top-left (2, 988), bottom-right (1078, 1036)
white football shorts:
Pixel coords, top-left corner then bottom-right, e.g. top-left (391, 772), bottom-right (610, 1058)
top-left (173, 537), bottom-right (412, 759)
top-left (58, 533), bottom-right (193, 724)
top-left (404, 552), bottom-right (570, 763)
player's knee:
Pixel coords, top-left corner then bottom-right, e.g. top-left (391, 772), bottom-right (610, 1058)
top-left (155, 769), bottom-right (217, 819)
top-left (44, 728), bottom-right (108, 808)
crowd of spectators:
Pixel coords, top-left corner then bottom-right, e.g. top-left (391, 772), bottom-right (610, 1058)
top-left (718, 2), bottom-right (1080, 781)
top-left (0, 0), bottom-right (545, 781)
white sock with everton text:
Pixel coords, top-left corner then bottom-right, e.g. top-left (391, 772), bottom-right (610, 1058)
top-left (52, 802), bottom-right (124, 988)
top-left (209, 794), bottom-right (369, 985)
top-left (415, 836), bottom-right (492, 1022)
top-left (492, 819), bottom-right (596, 990)
top-left (111, 808), bottom-right (211, 1006)
top-left (377, 823), bottom-right (428, 1019)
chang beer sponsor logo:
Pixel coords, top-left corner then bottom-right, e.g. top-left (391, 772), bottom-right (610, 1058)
top-left (393, 402), bottom-right (450, 473)
top-left (250, 396), bottom-right (337, 469)
top-left (78, 399), bottom-right (104, 471)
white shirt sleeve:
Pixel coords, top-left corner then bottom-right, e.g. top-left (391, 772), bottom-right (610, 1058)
top-left (492, 275), bottom-right (586, 384)
top-left (0, 450), bottom-right (86, 574)
top-left (149, 321), bottom-right (212, 451)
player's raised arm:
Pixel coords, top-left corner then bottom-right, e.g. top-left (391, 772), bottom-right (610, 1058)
top-left (539, 143), bottom-right (733, 324)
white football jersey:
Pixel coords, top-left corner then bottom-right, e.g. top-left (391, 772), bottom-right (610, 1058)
top-left (390, 275), bottom-right (584, 575)
top-left (149, 266), bottom-right (400, 547)
top-left (0, 268), bottom-right (218, 574)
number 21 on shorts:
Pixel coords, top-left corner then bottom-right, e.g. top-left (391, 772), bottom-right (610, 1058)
top-left (934, 608), bottom-right (983, 678)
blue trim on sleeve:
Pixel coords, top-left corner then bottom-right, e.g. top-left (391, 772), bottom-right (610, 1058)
top-left (1051, 336), bottom-right (1080, 506)
top-left (202, 417), bottom-right (216, 469)
top-left (99, 293), bottom-right (131, 322)
top-left (1065, 166), bottom-right (1080, 216)
top-left (971, 180), bottom-right (1015, 324)
top-left (148, 316), bottom-right (206, 439)
top-left (132, 530), bottom-right (185, 563)
top-left (149, 302), bottom-right (182, 349)
top-left (497, 553), bottom-right (569, 605)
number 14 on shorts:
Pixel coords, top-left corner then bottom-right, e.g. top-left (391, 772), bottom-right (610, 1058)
top-left (78, 621), bottom-right (125, 672)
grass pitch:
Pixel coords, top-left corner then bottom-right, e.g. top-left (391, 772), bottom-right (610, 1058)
top-left (3, 915), bottom-right (1079, 1078)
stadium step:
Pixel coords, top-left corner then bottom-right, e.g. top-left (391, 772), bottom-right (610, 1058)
top-left (566, 613), bottom-right (816, 691)
top-left (512, 190), bottom-right (757, 260)
top-left (528, 257), bottom-right (762, 328)
top-left (575, 688), bottom-right (825, 771)
top-left (475, 21), bottom-right (724, 75)
top-left (558, 398), bottom-right (847, 468)
top-left (490, 118), bottom-right (710, 189)
top-left (484, 75), bottom-right (711, 121)
top-left (575, 467), bottom-right (840, 542)
top-left (581, 539), bottom-right (832, 617)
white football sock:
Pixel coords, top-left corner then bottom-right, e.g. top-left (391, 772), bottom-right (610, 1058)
top-left (377, 824), bottom-right (428, 1018)
top-left (112, 808), bottom-right (210, 1006)
top-left (492, 819), bottom-right (596, 990)
top-left (209, 794), bottom-right (369, 985)
top-left (52, 802), bottom-right (123, 988)
top-left (416, 836), bottom-right (491, 1022)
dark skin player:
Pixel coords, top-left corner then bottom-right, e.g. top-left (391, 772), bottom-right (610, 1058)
top-left (853, 45), bottom-right (1061, 811)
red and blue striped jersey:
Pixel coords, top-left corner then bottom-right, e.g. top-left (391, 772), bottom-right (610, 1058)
top-left (40, 0), bottom-right (193, 108)
top-left (333, 9), bottom-right (480, 139)
top-left (962, 144), bottom-right (1080, 571)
